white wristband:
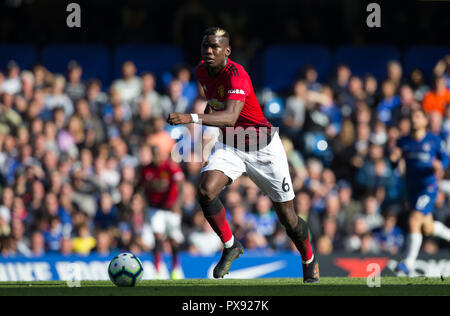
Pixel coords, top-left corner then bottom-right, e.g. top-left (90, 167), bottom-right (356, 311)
top-left (190, 113), bottom-right (199, 124)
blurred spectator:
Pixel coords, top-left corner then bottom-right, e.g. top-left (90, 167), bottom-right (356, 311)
top-left (330, 119), bottom-right (357, 179)
top-left (60, 237), bottom-right (73, 256)
top-left (331, 64), bottom-right (351, 102)
top-left (249, 195), bottom-right (277, 238)
top-left (159, 79), bottom-right (190, 117)
top-left (10, 219), bottom-right (32, 257)
top-left (65, 60), bottom-right (86, 103)
top-left (245, 230), bottom-right (270, 251)
top-left (377, 79), bottom-right (401, 124)
top-left (30, 231), bottom-right (45, 257)
top-left (345, 216), bottom-right (369, 253)
top-left (173, 63), bottom-right (198, 108)
top-left (72, 224), bottom-right (96, 255)
top-left (364, 75), bottom-right (379, 109)
top-left (337, 180), bottom-right (362, 233)
top-left (373, 211), bottom-right (404, 254)
top-left (422, 238), bottom-right (439, 255)
top-left (434, 191), bottom-right (450, 225)
top-left (386, 60), bottom-right (405, 92)
top-left (409, 68), bottom-right (429, 102)
top-left (0, 205), bottom-right (10, 237)
top-left (295, 190), bottom-right (321, 241)
top-left (229, 205), bottom-right (254, 245)
top-left (94, 230), bottom-right (113, 256)
top-left (94, 192), bottom-right (118, 230)
top-left (321, 216), bottom-right (345, 251)
top-left (341, 76), bottom-right (365, 114)
top-left (44, 75), bottom-right (74, 118)
top-left (359, 233), bottom-right (380, 254)
top-left (300, 64), bottom-right (321, 92)
top-left (1, 61), bottom-right (21, 95)
top-left (316, 235), bottom-right (333, 255)
top-left (86, 79), bottom-right (108, 116)
top-left (43, 216), bottom-right (64, 253)
top-left (282, 80), bottom-right (307, 144)
top-left (146, 117), bottom-right (176, 161)
top-left (390, 84), bottom-right (421, 126)
top-left (422, 76), bottom-right (450, 117)
top-left (433, 55), bottom-right (450, 89)
top-left (361, 194), bottom-right (384, 231)
top-left (140, 72), bottom-right (162, 117)
top-left (111, 61), bottom-right (142, 104)
top-left (188, 210), bottom-right (222, 255)
top-left (19, 70), bottom-right (35, 102)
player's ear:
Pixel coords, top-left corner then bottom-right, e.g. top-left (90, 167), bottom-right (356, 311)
top-left (225, 46), bottom-right (231, 58)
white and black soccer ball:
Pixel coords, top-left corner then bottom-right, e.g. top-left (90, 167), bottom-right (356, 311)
top-left (108, 252), bottom-right (144, 287)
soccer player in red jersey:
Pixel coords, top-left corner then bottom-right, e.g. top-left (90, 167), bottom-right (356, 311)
top-left (168, 27), bottom-right (319, 282)
top-left (137, 145), bottom-right (185, 279)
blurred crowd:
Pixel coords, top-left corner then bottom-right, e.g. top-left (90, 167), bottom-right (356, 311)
top-left (0, 53), bottom-right (449, 259)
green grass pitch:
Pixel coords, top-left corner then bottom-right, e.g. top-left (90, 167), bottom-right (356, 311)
top-left (0, 277), bottom-right (448, 296)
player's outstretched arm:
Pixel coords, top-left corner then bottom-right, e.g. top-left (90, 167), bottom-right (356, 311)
top-left (167, 99), bottom-right (244, 128)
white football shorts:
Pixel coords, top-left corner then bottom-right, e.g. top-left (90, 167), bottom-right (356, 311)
top-left (149, 208), bottom-right (184, 244)
top-left (201, 132), bottom-right (295, 203)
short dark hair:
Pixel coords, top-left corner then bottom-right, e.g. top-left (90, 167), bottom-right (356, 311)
top-left (203, 27), bottom-right (230, 43)
top-left (410, 107), bottom-right (427, 119)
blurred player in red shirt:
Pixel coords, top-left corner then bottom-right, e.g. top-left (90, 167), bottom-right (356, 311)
top-left (137, 145), bottom-right (184, 279)
top-left (168, 27), bottom-right (319, 282)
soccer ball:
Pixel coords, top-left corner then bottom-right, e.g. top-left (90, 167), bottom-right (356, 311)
top-left (108, 252), bottom-right (144, 287)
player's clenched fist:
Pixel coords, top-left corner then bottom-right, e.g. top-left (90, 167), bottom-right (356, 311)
top-left (167, 113), bottom-right (192, 125)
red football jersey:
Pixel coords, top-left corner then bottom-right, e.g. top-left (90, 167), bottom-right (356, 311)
top-left (195, 59), bottom-right (272, 150)
top-left (139, 160), bottom-right (184, 210)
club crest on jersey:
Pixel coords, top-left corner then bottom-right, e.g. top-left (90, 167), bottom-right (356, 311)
top-left (217, 85), bottom-right (225, 98)
top-left (207, 98), bottom-right (225, 111)
top-left (423, 143), bottom-right (431, 152)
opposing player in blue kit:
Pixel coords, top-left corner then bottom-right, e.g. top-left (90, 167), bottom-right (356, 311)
top-left (390, 109), bottom-right (450, 275)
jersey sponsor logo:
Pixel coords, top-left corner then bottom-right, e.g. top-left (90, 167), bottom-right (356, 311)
top-left (207, 98), bottom-right (225, 111)
top-left (227, 89), bottom-right (245, 95)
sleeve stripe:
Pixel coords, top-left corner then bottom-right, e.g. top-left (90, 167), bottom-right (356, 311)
top-left (225, 64), bottom-right (239, 77)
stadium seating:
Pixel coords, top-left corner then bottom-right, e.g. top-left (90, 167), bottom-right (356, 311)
top-left (263, 45), bottom-right (331, 92)
top-left (0, 44), bottom-right (37, 71)
top-left (404, 45), bottom-right (450, 80)
top-left (42, 44), bottom-right (111, 85)
top-left (333, 45), bottom-right (401, 82)
top-left (113, 44), bottom-right (184, 90)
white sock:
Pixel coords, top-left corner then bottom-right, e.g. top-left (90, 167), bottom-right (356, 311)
top-left (433, 221), bottom-right (450, 242)
top-left (224, 235), bottom-right (234, 248)
top-left (404, 233), bottom-right (422, 269)
top-left (302, 254), bottom-right (314, 265)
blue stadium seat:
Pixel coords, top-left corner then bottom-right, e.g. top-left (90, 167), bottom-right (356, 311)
top-left (334, 45), bottom-right (401, 81)
top-left (0, 44), bottom-right (37, 71)
top-left (113, 44), bottom-right (184, 90)
top-left (42, 44), bottom-right (110, 85)
top-left (404, 46), bottom-right (450, 80)
top-left (263, 45), bottom-right (331, 92)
